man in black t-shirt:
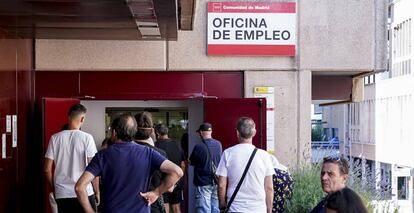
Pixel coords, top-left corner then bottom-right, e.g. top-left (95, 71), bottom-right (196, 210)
top-left (155, 124), bottom-right (186, 213)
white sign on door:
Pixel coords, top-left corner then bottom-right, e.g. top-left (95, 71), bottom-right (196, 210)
top-left (12, 115), bottom-right (17, 148)
top-left (2, 134), bottom-right (6, 159)
top-left (254, 87), bottom-right (275, 153)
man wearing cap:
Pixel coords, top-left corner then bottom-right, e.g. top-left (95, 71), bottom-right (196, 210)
top-left (189, 122), bottom-right (223, 213)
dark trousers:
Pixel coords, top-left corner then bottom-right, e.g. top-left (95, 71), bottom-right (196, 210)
top-left (56, 195), bottom-right (96, 213)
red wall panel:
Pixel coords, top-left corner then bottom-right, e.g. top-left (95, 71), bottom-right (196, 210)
top-left (312, 75), bottom-right (352, 100)
top-left (0, 44), bottom-right (17, 116)
top-left (0, 69), bottom-right (17, 116)
top-left (35, 72), bottom-right (80, 100)
top-left (204, 98), bottom-right (266, 150)
top-left (80, 71), bottom-right (204, 99)
top-left (203, 72), bottom-right (243, 98)
top-left (0, 34), bottom-right (33, 213)
top-left (0, 35), bottom-right (18, 213)
top-left (35, 71), bottom-right (243, 100)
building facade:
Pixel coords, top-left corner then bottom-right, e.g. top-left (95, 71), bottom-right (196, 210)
top-left (0, 0), bottom-right (388, 212)
top-left (322, 0), bottom-right (413, 211)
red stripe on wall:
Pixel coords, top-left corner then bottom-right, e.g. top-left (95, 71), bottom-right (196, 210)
top-left (207, 44), bottom-right (295, 56)
top-left (208, 2), bottom-right (296, 13)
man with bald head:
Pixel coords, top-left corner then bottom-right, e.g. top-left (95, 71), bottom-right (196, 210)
top-left (75, 113), bottom-right (183, 213)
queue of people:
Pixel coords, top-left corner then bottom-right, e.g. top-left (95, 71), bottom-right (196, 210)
top-left (44, 103), bottom-right (368, 213)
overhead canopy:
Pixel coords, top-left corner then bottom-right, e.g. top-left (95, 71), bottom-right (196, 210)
top-left (0, 0), bottom-right (195, 40)
top-left (312, 71), bottom-right (369, 105)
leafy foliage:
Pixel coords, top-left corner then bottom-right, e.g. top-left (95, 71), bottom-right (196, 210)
top-left (285, 160), bottom-right (397, 213)
top-left (311, 125), bottom-right (326, 141)
top-left (285, 164), bottom-right (324, 213)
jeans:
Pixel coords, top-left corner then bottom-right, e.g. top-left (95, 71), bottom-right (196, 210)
top-left (195, 184), bottom-right (219, 213)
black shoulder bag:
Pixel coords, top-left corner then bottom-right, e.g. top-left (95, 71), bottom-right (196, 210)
top-left (202, 139), bottom-right (219, 185)
top-left (221, 148), bottom-right (258, 213)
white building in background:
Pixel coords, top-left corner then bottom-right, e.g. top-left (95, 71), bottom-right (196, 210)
top-left (322, 0), bottom-right (413, 211)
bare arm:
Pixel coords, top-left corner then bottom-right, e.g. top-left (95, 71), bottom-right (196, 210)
top-left (92, 177), bottom-right (100, 205)
top-left (88, 157), bottom-right (100, 205)
top-left (218, 175), bottom-right (228, 210)
top-left (264, 175), bottom-right (274, 213)
top-left (75, 171), bottom-right (96, 213)
top-left (180, 161), bottom-right (186, 173)
top-left (140, 160), bottom-right (183, 205)
top-left (44, 158), bottom-right (54, 193)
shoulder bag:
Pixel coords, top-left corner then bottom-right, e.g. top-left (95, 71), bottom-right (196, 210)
top-left (202, 139), bottom-right (219, 185)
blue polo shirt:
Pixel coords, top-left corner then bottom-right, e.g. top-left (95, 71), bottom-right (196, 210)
top-left (86, 142), bottom-right (166, 213)
top-left (189, 138), bottom-right (222, 186)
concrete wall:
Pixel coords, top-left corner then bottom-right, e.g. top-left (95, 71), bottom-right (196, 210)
top-left (36, 40), bottom-right (166, 71)
top-left (350, 143), bottom-right (375, 160)
top-left (244, 70), bottom-right (311, 167)
top-left (323, 99), bottom-right (377, 161)
top-left (300, 0), bottom-right (388, 71)
top-left (324, 75), bottom-right (414, 165)
top-left (322, 105), bottom-right (347, 142)
top-left (35, 0), bottom-right (387, 72)
top-left (375, 76), bottom-right (414, 167)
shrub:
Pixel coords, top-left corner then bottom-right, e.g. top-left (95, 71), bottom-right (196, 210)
top-left (285, 164), bottom-right (324, 213)
top-left (311, 125), bottom-right (326, 141)
top-left (285, 160), bottom-right (394, 213)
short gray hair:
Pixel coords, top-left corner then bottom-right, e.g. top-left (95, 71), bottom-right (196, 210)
top-left (236, 117), bottom-right (256, 139)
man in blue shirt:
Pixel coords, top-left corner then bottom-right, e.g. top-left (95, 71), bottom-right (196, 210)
top-left (189, 122), bottom-right (222, 213)
top-left (75, 114), bottom-right (183, 213)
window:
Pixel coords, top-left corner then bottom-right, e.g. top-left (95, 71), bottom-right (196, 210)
top-left (409, 19), bottom-right (412, 55)
top-left (392, 19), bottom-right (412, 78)
top-left (397, 176), bottom-right (409, 200)
top-left (314, 104), bottom-right (323, 114)
top-left (364, 74), bottom-right (376, 85)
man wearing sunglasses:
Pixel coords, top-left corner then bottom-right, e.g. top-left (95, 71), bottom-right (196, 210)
top-left (309, 156), bottom-right (349, 213)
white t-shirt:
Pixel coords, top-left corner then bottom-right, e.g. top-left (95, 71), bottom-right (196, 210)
top-left (45, 130), bottom-right (97, 199)
top-left (216, 143), bottom-right (275, 213)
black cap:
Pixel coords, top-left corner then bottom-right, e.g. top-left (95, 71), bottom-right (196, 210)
top-left (196, 122), bottom-right (212, 132)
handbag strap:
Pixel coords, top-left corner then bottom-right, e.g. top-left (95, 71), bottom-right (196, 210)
top-left (201, 138), bottom-right (215, 165)
top-left (226, 148), bottom-right (258, 210)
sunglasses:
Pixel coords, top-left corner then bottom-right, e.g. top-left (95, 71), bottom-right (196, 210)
top-left (323, 155), bottom-right (342, 163)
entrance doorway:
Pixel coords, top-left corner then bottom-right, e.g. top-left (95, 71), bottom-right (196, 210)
top-left (105, 107), bottom-right (188, 141)
top-left (81, 100), bottom-right (202, 213)
top-left (42, 98), bottom-right (265, 213)
top-left (104, 106), bottom-right (190, 213)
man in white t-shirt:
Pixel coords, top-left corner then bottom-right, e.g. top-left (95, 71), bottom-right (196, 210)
top-left (216, 117), bottom-right (274, 213)
top-left (44, 104), bottom-right (98, 213)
